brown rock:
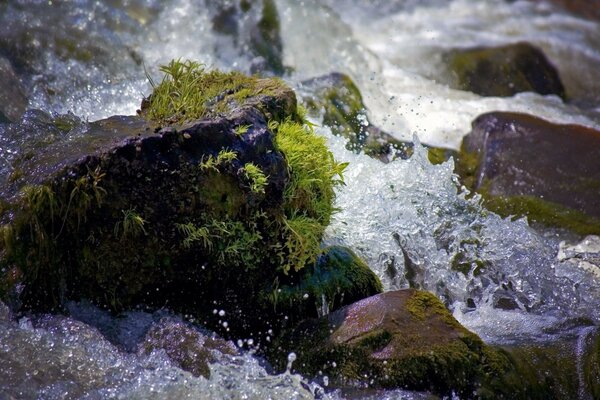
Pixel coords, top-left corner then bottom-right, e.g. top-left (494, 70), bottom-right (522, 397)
top-left (457, 112), bottom-right (600, 234)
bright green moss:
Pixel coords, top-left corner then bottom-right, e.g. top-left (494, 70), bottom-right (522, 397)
top-left (241, 162), bottom-right (268, 194)
top-left (272, 120), bottom-right (347, 273)
top-left (143, 59), bottom-right (288, 126)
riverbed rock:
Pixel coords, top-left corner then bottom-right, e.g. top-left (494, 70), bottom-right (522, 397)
top-left (272, 246), bottom-right (383, 321)
top-left (0, 57), bottom-right (27, 123)
top-left (443, 42), bottom-right (566, 99)
top-left (300, 72), bottom-right (413, 162)
top-left (269, 289), bottom-right (515, 398)
top-left (456, 112), bottom-right (600, 234)
top-left (139, 317), bottom-right (238, 379)
top-left (0, 63), bottom-right (346, 339)
top-left (529, 0), bottom-right (600, 21)
top-left (209, 0), bottom-right (285, 75)
top-left (487, 325), bottom-right (600, 400)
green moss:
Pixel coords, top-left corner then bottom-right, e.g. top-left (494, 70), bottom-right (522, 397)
top-left (113, 209), bottom-right (146, 239)
top-left (272, 120), bottom-right (347, 273)
top-left (242, 162), bottom-right (268, 194)
top-left (482, 193), bottom-right (600, 235)
top-left (142, 59), bottom-right (288, 126)
top-left (273, 245), bottom-right (382, 316)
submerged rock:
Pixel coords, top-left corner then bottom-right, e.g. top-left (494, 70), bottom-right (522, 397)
top-left (456, 112), bottom-right (600, 235)
top-left (300, 72), bottom-right (413, 162)
top-left (444, 42), bottom-right (566, 99)
top-left (0, 62), bottom-right (347, 339)
top-left (0, 56), bottom-right (27, 123)
top-left (273, 245), bottom-right (383, 321)
top-left (209, 0), bottom-right (285, 75)
top-left (270, 289), bottom-right (516, 398)
top-left (139, 317), bottom-right (238, 379)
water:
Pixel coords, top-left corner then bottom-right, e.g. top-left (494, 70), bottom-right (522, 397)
top-left (1, 0), bottom-right (600, 398)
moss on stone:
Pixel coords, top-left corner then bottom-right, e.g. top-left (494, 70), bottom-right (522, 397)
top-left (141, 59), bottom-right (290, 126)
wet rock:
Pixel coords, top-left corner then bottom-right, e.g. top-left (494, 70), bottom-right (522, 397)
top-left (139, 317), bottom-right (238, 378)
top-left (485, 325), bottom-right (600, 400)
top-left (270, 289), bottom-right (508, 398)
top-left (0, 57), bottom-right (27, 123)
top-left (300, 72), bottom-right (413, 162)
top-left (529, 0), bottom-right (600, 21)
top-left (0, 65), bottom-right (345, 340)
top-left (444, 42), bottom-right (566, 99)
top-left (456, 112), bottom-right (600, 234)
top-left (273, 246), bottom-right (383, 321)
top-left (208, 0), bottom-right (285, 75)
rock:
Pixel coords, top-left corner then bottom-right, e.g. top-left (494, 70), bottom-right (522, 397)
top-left (484, 325), bottom-right (600, 400)
top-left (456, 112), bottom-right (600, 235)
top-left (0, 61), bottom-right (347, 339)
top-left (0, 57), bottom-right (27, 123)
top-left (139, 317), bottom-right (238, 379)
top-left (444, 42), bottom-right (566, 99)
top-left (300, 72), bottom-right (413, 162)
top-left (209, 0), bottom-right (285, 75)
top-left (273, 246), bottom-right (383, 321)
top-left (529, 0), bottom-right (600, 21)
top-left (269, 289), bottom-right (514, 398)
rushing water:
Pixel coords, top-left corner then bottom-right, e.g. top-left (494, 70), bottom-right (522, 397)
top-left (1, 0), bottom-right (600, 398)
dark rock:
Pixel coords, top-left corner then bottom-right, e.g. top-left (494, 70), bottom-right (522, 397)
top-left (456, 112), bottom-right (600, 234)
top-left (529, 0), bottom-right (600, 21)
top-left (209, 0), bottom-right (285, 75)
top-left (300, 72), bottom-right (413, 162)
top-left (0, 67), bottom-right (344, 340)
top-left (273, 245), bottom-right (383, 321)
top-left (0, 57), bottom-right (27, 123)
top-left (139, 317), bottom-right (238, 378)
top-left (444, 42), bottom-right (566, 99)
top-left (485, 325), bottom-right (600, 400)
top-left (269, 289), bottom-right (506, 397)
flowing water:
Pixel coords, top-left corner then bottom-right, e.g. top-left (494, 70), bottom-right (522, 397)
top-left (1, 0), bottom-right (600, 398)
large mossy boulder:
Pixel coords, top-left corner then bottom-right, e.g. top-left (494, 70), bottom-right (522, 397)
top-left (444, 42), bottom-right (566, 99)
top-left (269, 289), bottom-right (524, 398)
top-left (300, 72), bottom-right (413, 162)
top-left (455, 111), bottom-right (600, 234)
top-left (0, 60), bottom-right (347, 337)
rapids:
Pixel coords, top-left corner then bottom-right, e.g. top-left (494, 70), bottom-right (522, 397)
top-left (1, 0), bottom-right (599, 398)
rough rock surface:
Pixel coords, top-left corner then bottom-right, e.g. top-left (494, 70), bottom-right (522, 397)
top-left (456, 111), bottom-right (600, 234)
top-left (300, 72), bottom-right (413, 162)
top-left (270, 289), bottom-right (505, 397)
top-left (444, 42), bottom-right (566, 99)
top-left (0, 57), bottom-right (27, 123)
top-left (139, 317), bottom-right (238, 379)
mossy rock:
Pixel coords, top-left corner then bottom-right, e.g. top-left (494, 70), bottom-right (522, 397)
top-left (444, 42), bottom-right (566, 99)
top-left (481, 326), bottom-right (600, 400)
top-left (0, 61), bottom-right (346, 338)
top-left (209, 0), bottom-right (285, 75)
top-left (269, 289), bottom-right (519, 398)
top-left (139, 316), bottom-right (238, 379)
top-left (455, 112), bottom-right (600, 235)
top-left (271, 245), bottom-right (383, 321)
top-left (300, 72), bottom-right (413, 162)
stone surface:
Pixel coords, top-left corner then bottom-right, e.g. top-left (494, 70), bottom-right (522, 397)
top-left (0, 57), bottom-right (27, 123)
top-left (300, 72), bottom-right (413, 162)
top-left (456, 112), bottom-right (600, 234)
top-left (0, 69), bottom-right (342, 340)
top-left (273, 245), bottom-right (383, 321)
top-left (139, 317), bottom-right (238, 379)
top-left (444, 42), bottom-right (566, 99)
top-left (270, 289), bottom-right (500, 397)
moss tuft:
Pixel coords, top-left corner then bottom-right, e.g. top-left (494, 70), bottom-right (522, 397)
top-left (142, 59), bottom-right (288, 126)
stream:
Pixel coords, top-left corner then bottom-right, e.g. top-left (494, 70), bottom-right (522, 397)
top-left (1, 0), bottom-right (599, 399)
